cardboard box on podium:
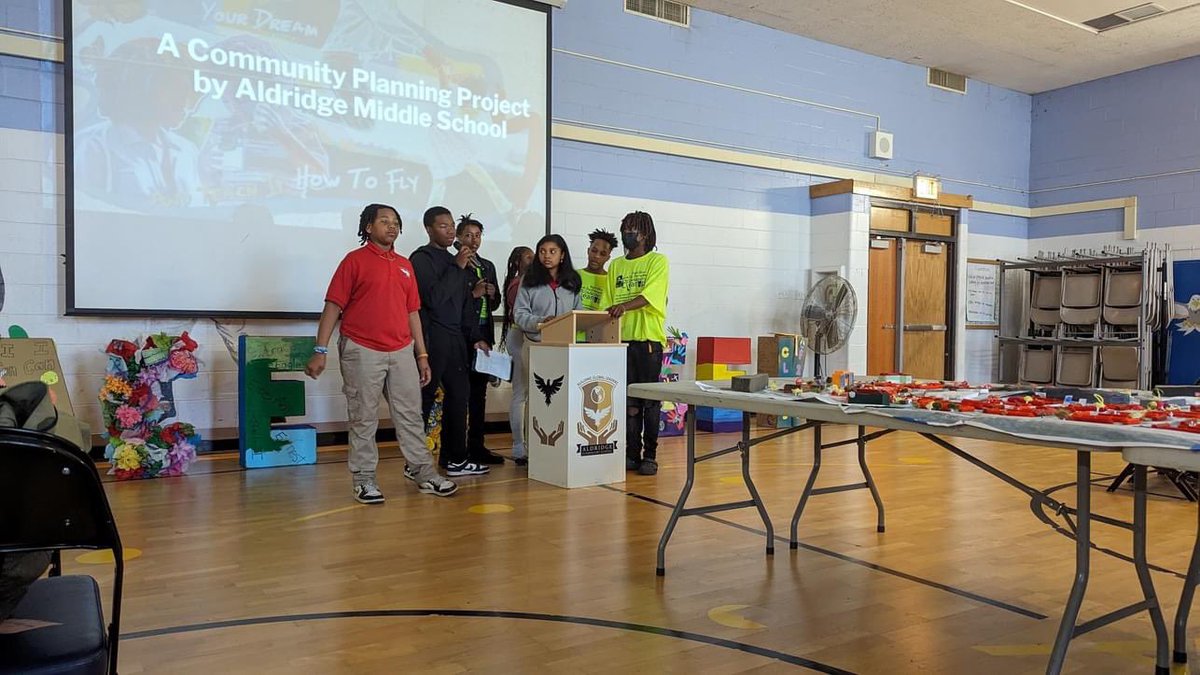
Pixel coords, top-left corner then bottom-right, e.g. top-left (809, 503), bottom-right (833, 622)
top-left (538, 310), bottom-right (622, 345)
top-left (528, 311), bottom-right (626, 488)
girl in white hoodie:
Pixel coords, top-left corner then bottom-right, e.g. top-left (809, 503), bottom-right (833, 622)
top-left (510, 234), bottom-right (583, 464)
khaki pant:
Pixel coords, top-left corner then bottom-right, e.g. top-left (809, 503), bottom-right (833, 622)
top-left (338, 337), bottom-right (439, 486)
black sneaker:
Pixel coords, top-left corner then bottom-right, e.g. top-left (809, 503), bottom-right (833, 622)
top-left (472, 450), bottom-right (506, 465)
top-left (626, 457), bottom-right (640, 471)
top-left (637, 459), bottom-right (658, 476)
top-left (353, 482), bottom-right (385, 504)
top-left (446, 460), bottom-right (490, 476)
top-left (514, 457), bottom-right (528, 467)
top-left (403, 465), bottom-right (418, 482)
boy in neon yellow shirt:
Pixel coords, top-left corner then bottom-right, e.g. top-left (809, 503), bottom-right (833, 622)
top-left (606, 211), bottom-right (669, 475)
top-left (578, 228), bottom-right (617, 311)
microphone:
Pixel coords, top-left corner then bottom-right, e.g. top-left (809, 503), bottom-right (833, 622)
top-left (452, 241), bottom-right (482, 270)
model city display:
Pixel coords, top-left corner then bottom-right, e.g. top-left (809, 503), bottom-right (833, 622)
top-left (763, 371), bottom-right (1200, 434)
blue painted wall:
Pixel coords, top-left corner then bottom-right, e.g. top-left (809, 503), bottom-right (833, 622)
top-left (553, 1), bottom-right (1031, 208)
top-left (0, 54), bottom-right (60, 134)
top-left (1, 0), bottom-right (58, 35)
top-left (970, 211), bottom-right (1029, 239)
top-left (553, 139), bottom-right (813, 216)
top-left (1031, 56), bottom-right (1200, 238)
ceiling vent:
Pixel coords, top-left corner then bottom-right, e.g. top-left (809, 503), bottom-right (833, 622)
top-left (927, 68), bottom-right (967, 94)
top-left (1116, 2), bottom-right (1166, 20)
top-left (625, 0), bottom-right (690, 27)
top-left (1084, 3), bottom-right (1165, 30)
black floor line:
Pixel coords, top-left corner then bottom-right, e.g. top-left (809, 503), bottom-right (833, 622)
top-left (122, 608), bottom-right (853, 674)
top-left (602, 485), bottom-right (1049, 621)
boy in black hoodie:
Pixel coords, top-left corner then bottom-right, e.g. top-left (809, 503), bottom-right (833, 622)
top-left (410, 206), bottom-right (492, 476)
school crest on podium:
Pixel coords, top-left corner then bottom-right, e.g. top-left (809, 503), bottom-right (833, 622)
top-left (577, 376), bottom-right (618, 454)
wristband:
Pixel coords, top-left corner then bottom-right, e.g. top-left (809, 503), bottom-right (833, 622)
top-left (313, 346), bottom-right (329, 354)
top-left (416, 353), bottom-right (429, 360)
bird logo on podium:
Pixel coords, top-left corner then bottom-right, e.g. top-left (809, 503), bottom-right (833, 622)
top-left (534, 373), bottom-right (563, 406)
top-left (577, 377), bottom-right (618, 447)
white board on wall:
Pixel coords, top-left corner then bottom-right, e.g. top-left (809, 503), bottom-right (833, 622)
top-left (965, 259), bottom-right (1000, 328)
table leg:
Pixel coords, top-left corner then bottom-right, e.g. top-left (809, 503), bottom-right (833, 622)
top-left (1131, 465), bottom-right (1170, 674)
top-left (1047, 451), bottom-right (1091, 675)
top-left (790, 422), bottom-right (823, 549)
top-left (857, 425), bottom-right (885, 533)
top-left (656, 406), bottom-right (696, 576)
top-left (1175, 491), bottom-right (1200, 663)
top-left (741, 412), bottom-right (775, 555)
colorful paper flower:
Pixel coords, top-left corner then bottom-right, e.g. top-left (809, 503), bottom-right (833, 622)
top-left (115, 404), bottom-right (142, 428)
top-left (101, 375), bottom-right (132, 399)
top-left (98, 333), bottom-right (203, 480)
top-left (160, 422), bottom-right (191, 445)
top-left (176, 331), bottom-right (198, 352)
top-left (137, 368), bottom-right (160, 386)
top-left (168, 349), bottom-right (198, 374)
top-left (128, 383), bottom-right (154, 407)
top-left (105, 339), bottom-right (138, 361)
top-left (165, 440), bottom-right (196, 476)
top-left (113, 442), bottom-right (142, 470)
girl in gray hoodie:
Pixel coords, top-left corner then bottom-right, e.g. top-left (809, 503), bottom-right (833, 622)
top-left (510, 234), bottom-right (583, 464)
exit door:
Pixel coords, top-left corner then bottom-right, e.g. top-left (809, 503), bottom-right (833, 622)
top-left (866, 208), bottom-right (954, 380)
top-left (902, 240), bottom-right (949, 380)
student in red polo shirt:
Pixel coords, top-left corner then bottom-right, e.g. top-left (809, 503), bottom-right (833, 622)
top-left (305, 203), bottom-right (458, 503)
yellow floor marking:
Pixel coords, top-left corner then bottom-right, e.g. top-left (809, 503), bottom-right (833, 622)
top-left (707, 604), bottom-right (766, 630)
top-left (468, 504), bottom-right (515, 514)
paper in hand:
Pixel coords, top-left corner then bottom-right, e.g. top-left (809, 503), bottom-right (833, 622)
top-left (474, 349), bottom-right (513, 381)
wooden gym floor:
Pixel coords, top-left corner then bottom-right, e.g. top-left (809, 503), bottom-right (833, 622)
top-left (79, 423), bottom-right (1200, 673)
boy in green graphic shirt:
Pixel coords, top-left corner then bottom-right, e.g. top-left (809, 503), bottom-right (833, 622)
top-left (606, 211), bottom-right (669, 476)
top-left (578, 228), bottom-right (618, 311)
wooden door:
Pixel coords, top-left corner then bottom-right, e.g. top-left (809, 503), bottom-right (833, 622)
top-left (902, 240), bottom-right (950, 380)
top-left (867, 239), bottom-right (898, 375)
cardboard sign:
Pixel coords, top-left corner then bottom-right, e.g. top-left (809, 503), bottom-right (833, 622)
top-left (0, 338), bottom-right (74, 415)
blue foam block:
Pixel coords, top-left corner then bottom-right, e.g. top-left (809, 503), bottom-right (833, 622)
top-left (698, 419), bottom-right (743, 433)
top-left (242, 424), bottom-right (317, 469)
top-left (697, 406), bottom-right (742, 422)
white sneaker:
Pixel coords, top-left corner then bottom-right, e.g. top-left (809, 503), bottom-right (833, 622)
top-left (354, 482), bottom-right (385, 504)
top-left (445, 460), bottom-right (490, 476)
top-left (417, 476), bottom-right (458, 497)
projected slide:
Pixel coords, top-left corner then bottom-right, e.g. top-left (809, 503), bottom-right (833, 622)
top-left (68, 0), bottom-right (548, 315)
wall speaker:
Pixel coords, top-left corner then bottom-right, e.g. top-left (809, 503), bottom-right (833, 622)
top-left (869, 130), bottom-right (894, 160)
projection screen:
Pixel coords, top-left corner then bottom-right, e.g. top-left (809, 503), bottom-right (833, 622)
top-left (66, 0), bottom-right (550, 316)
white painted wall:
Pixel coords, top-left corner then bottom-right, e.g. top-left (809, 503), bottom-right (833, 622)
top-left (552, 191), bottom-right (811, 371)
top-left (807, 197), bottom-right (869, 375)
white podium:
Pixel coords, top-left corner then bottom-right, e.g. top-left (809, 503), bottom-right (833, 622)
top-left (527, 311), bottom-right (626, 488)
